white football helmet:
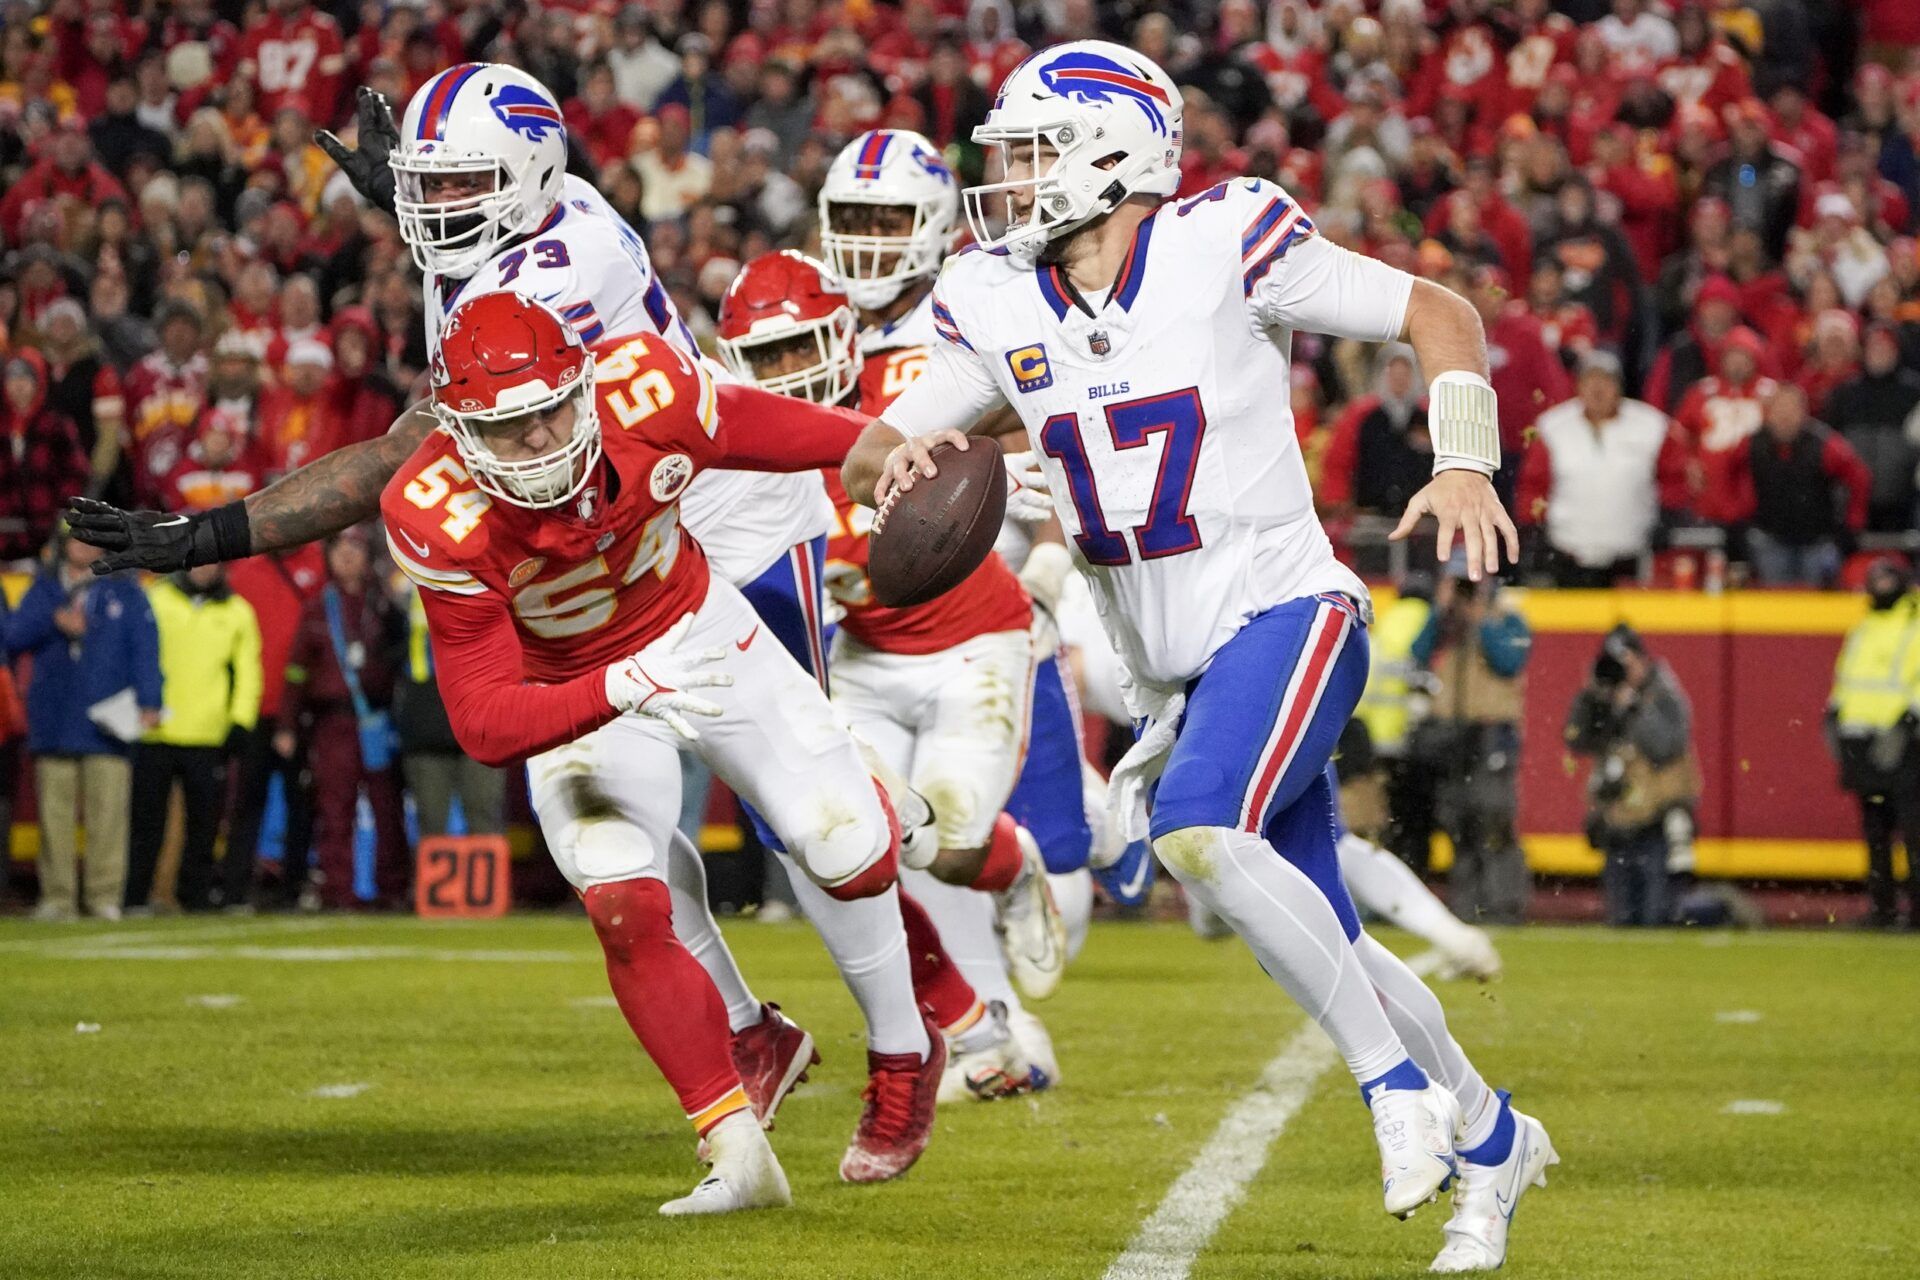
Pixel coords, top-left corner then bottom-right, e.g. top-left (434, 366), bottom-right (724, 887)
top-left (819, 129), bottom-right (959, 310)
top-left (391, 63), bottom-right (569, 277)
top-left (965, 41), bottom-right (1183, 262)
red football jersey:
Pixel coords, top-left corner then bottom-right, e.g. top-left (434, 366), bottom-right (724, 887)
top-left (384, 330), bottom-right (869, 766)
top-left (237, 9), bottom-right (346, 122)
top-left (823, 340), bottom-right (1031, 656)
top-left (1675, 374), bottom-right (1775, 524)
top-left (122, 354), bottom-right (209, 509)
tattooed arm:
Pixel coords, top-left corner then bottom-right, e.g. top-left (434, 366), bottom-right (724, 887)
top-left (67, 404), bottom-right (436, 573)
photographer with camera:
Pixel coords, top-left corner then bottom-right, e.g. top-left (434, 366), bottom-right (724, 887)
top-left (1409, 570), bottom-right (1534, 924)
top-left (1565, 625), bottom-right (1701, 927)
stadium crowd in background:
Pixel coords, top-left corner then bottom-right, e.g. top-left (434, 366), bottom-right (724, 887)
top-left (0, 0), bottom-right (1917, 917)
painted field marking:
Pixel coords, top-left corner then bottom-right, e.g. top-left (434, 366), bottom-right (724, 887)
top-left (1723, 1099), bottom-right (1787, 1115)
top-left (1102, 951), bottom-right (1441, 1280)
top-left (1714, 1009), bottom-right (1763, 1024)
top-left (0, 917), bottom-right (335, 955)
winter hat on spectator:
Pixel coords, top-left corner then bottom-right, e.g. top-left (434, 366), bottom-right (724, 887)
top-left (41, 297), bottom-right (87, 336)
top-left (155, 299), bottom-right (205, 335)
top-left (1814, 189), bottom-right (1858, 223)
top-left (1694, 275), bottom-right (1742, 319)
top-left (213, 329), bottom-right (266, 361)
top-left (1718, 327), bottom-right (1766, 378)
top-left (166, 42), bottom-right (213, 91)
top-left (1578, 349), bottom-right (1623, 381)
top-left (285, 338), bottom-right (333, 371)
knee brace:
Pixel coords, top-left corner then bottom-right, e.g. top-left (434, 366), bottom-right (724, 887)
top-left (803, 780), bottom-right (899, 901)
top-left (583, 877), bottom-right (676, 965)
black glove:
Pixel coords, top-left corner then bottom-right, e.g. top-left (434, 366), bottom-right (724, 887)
top-left (314, 86), bottom-right (400, 216)
top-left (64, 497), bottom-right (253, 575)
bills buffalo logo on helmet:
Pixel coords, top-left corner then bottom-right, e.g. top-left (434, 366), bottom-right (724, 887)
top-left (1038, 51), bottom-right (1171, 135)
top-left (491, 85), bottom-right (564, 141)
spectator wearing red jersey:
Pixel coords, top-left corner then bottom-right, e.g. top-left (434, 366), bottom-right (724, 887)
top-left (1587, 123), bottom-right (1681, 285)
top-left (236, 0), bottom-right (346, 127)
top-left (1519, 352), bottom-right (1692, 586)
top-left (54, 11), bottom-right (133, 119)
top-left (1797, 308), bottom-right (1863, 417)
top-left (1645, 274), bottom-right (1743, 412)
top-left (1656, 6), bottom-right (1749, 116)
top-left (1469, 265), bottom-right (1570, 482)
top-left (276, 527), bottom-right (406, 910)
top-left (36, 298), bottom-right (124, 501)
top-left (256, 339), bottom-right (341, 477)
top-left (0, 121), bottom-right (128, 242)
top-left (225, 542), bottom-right (325, 909)
top-left (565, 62), bottom-right (645, 170)
top-left (327, 308), bottom-right (401, 451)
top-left (1767, 83), bottom-right (1837, 185)
top-left (0, 350), bottom-right (88, 566)
top-left (120, 300), bottom-right (208, 510)
top-left (1673, 326), bottom-right (1775, 525)
top-left (1734, 384), bottom-right (1872, 587)
top-left (163, 416), bottom-right (266, 515)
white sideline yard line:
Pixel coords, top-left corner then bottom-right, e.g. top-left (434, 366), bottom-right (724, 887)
top-left (37, 944), bottom-right (592, 963)
top-left (0, 916), bottom-right (336, 954)
top-left (1102, 950), bottom-right (1441, 1280)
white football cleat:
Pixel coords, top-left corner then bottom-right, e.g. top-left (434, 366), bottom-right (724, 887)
top-left (1008, 1004), bottom-right (1059, 1090)
top-left (1435, 926), bottom-right (1502, 982)
top-left (1431, 1102), bottom-right (1557, 1272)
top-left (659, 1111), bottom-right (791, 1217)
top-left (994, 826), bottom-right (1067, 1001)
top-left (1373, 1082), bottom-right (1462, 1219)
top-left (937, 1001), bottom-right (1036, 1103)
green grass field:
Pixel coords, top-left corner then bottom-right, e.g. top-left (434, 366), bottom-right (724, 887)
top-left (3, 914), bottom-right (1915, 1280)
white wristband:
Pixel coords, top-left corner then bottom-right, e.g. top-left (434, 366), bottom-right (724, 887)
top-left (1428, 370), bottom-right (1500, 476)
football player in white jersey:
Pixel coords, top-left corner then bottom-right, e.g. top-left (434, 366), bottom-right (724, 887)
top-left (843, 42), bottom-right (1553, 1271)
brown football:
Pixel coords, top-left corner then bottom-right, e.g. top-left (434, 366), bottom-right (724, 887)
top-left (868, 438), bottom-right (1006, 608)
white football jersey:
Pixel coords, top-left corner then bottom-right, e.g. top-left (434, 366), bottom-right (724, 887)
top-left (423, 175), bottom-right (831, 585)
top-left (884, 178), bottom-right (1414, 688)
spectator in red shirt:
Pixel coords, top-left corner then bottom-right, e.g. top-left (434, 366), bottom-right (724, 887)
top-left (1588, 124), bottom-right (1680, 285)
top-left (1426, 158), bottom-right (1533, 285)
top-left (1673, 326), bottom-right (1775, 524)
top-left (1768, 83), bottom-right (1837, 185)
top-left (120, 300), bottom-right (208, 510)
top-left (564, 62), bottom-right (644, 170)
top-left (256, 339), bottom-right (341, 477)
top-left (1797, 307), bottom-right (1863, 416)
top-left (0, 122), bottom-right (128, 242)
top-left (1735, 384), bottom-right (1872, 587)
top-left (327, 307), bottom-right (401, 452)
top-left (163, 416), bottom-right (267, 514)
top-left (1645, 274), bottom-right (1743, 412)
top-left (236, 0), bottom-right (346, 128)
top-left (0, 349), bottom-right (88, 565)
top-left (224, 541), bottom-right (325, 908)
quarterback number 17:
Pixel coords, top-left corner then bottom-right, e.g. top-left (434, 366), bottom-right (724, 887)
top-left (1039, 388), bottom-right (1206, 566)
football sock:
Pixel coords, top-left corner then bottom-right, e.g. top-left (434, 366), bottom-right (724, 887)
top-left (1353, 931), bottom-right (1496, 1132)
top-left (1358, 1057), bottom-right (1432, 1105)
top-left (1157, 825), bottom-right (1407, 1083)
top-left (1336, 832), bottom-right (1472, 949)
top-left (853, 733), bottom-right (938, 869)
top-left (784, 862), bottom-right (930, 1059)
top-left (970, 813), bottom-right (1026, 892)
top-left (904, 866), bottom-right (1021, 1008)
top-left (665, 830), bottom-right (762, 1034)
top-left (1459, 1090), bottom-right (1516, 1165)
top-left (899, 890), bottom-right (982, 1032)
top-left (582, 877), bottom-right (745, 1134)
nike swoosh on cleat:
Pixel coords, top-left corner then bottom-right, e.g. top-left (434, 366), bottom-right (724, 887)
top-left (736, 626), bottom-right (759, 651)
top-left (1116, 852), bottom-right (1150, 898)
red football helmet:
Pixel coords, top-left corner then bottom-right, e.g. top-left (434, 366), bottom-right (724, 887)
top-left (716, 250), bottom-right (859, 405)
top-left (431, 291), bottom-right (599, 509)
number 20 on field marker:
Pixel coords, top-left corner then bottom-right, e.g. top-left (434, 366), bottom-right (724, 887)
top-left (414, 836), bottom-right (512, 918)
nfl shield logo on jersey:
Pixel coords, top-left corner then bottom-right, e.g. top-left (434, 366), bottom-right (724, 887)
top-left (1087, 329), bottom-right (1111, 356)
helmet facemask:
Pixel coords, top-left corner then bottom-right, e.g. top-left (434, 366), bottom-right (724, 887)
top-left (717, 309), bottom-right (859, 407)
top-left (393, 155), bottom-right (535, 277)
top-left (821, 198), bottom-right (945, 310)
top-left (964, 121), bottom-right (1124, 263)
top-left (435, 358), bottom-right (602, 509)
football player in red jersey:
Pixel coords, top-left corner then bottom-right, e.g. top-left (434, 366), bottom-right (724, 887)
top-left (384, 291), bottom-right (944, 1209)
top-left (720, 249), bottom-right (1070, 1102)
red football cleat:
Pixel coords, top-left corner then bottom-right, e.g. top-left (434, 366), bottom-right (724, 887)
top-left (731, 1003), bottom-right (818, 1129)
top-left (838, 1010), bottom-right (946, 1184)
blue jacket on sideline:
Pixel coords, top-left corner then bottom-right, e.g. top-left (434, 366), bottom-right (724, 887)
top-left (7, 568), bottom-right (162, 757)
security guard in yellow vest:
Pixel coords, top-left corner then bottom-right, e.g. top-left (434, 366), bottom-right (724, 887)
top-left (1359, 573), bottom-right (1438, 871)
top-left (1827, 559), bottom-right (1920, 927)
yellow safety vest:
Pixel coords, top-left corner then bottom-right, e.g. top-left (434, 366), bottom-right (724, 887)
top-left (1831, 596), bottom-right (1920, 732)
top-left (1358, 596), bottom-right (1432, 753)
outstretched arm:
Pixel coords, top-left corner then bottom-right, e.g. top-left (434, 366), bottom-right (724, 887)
top-left (66, 405), bottom-right (435, 573)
